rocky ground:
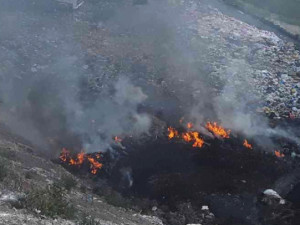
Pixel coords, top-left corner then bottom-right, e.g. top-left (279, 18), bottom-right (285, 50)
top-left (0, 124), bottom-right (164, 225)
top-left (76, 0), bottom-right (300, 119)
top-left (1, 0), bottom-right (300, 224)
top-left (186, 2), bottom-right (300, 119)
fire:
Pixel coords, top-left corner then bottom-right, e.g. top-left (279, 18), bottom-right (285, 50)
top-left (68, 151), bottom-right (85, 165)
top-left (87, 157), bottom-right (103, 174)
top-left (182, 132), bottom-right (193, 142)
top-left (274, 150), bottom-right (285, 158)
top-left (187, 122), bottom-right (193, 129)
top-left (168, 127), bottom-right (179, 139)
top-left (168, 127), bottom-right (204, 149)
top-left (243, 139), bottom-right (252, 149)
top-left (59, 148), bottom-right (69, 162)
top-left (190, 131), bottom-right (204, 148)
top-left (114, 136), bottom-right (122, 143)
top-left (206, 122), bottom-right (230, 138)
top-left (96, 153), bottom-right (101, 159)
top-left (59, 148), bottom-right (103, 174)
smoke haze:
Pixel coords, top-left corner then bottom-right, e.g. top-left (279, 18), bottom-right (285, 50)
top-left (0, 0), bottom-right (298, 154)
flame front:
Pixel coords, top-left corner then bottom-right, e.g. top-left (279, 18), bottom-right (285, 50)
top-left (274, 150), bottom-right (284, 158)
top-left (187, 122), bottom-right (193, 129)
top-left (243, 140), bottom-right (252, 149)
top-left (168, 126), bottom-right (204, 149)
top-left (59, 148), bottom-right (69, 162)
top-left (206, 122), bottom-right (230, 138)
top-left (87, 157), bottom-right (103, 174)
top-left (190, 132), bottom-right (204, 148)
top-left (59, 148), bottom-right (103, 174)
top-left (168, 127), bottom-right (179, 140)
top-left (114, 136), bottom-right (122, 143)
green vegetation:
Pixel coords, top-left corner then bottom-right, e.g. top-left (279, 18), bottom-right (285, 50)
top-left (0, 159), bottom-right (8, 181)
top-left (102, 191), bottom-right (131, 208)
top-left (0, 147), bottom-right (16, 160)
top-left (77, 214), bottom-right (101, 225)
top-left (22, 184), bottom-right (75, 219)
top-left (57, 174), bottom-right (77, 192)
top-left (224, 0), bottom-right (300, 26)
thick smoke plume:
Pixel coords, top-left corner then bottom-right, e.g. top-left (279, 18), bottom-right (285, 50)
top-left (0, 0), bottom-right (298, 154)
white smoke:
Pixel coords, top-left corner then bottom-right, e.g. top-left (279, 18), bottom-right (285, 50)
top-left (67, 77), bottom-right (151, 152)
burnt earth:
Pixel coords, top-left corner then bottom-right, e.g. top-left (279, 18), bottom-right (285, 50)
top-left (80, 128), bottom-right (298, 225)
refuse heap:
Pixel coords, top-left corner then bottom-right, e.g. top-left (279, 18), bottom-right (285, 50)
top-left (189, 4), bottom-right (300, 119)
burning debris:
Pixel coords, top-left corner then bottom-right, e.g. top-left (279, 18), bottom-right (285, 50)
top-left (205, 122), bottom-right (231, 139)
top-left (168, 121), bottom-right (232, 149)
top-left (243, 139), bottom-right (253, 149)
top-left (275, 150), bottom-right (285, 158)
top-left (59, 148), bottom-right (103, 175)
top-left (167, 124), bottom-right (205, 149)
top-left (59, 118), bottom-right (288, 178)
top-left (168, 127), bottom-right (179, 140)
top-left (114, 136), bottom-right (122, 143)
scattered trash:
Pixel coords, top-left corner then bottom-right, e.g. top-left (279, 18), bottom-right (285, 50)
top-left (262, 189), bottom-right (286, 205)
top-left (201, 205), bottom-right (209, 210)
top-left (56, 0), bottom-right (84, 9)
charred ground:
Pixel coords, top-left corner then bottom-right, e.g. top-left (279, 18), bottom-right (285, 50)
top-left (1, 0), bottom-right (300, 225)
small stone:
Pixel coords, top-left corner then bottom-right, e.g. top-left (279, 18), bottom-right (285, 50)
top-left (201, 205), bottom-right (209, 210)
top-left (31, 67), bottom-right (37, 73)
top-left (281, 74), bottom-right (288, 80)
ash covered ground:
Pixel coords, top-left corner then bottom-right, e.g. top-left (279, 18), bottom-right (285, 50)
top-left (0, 0), bottom-right (300, 225)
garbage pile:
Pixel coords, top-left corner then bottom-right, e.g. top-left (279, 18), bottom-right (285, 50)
top-left (190, 5), bottom-right (300, 119)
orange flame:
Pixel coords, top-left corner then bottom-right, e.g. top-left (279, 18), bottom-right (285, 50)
top-left (182, 131), bottom-right (205, 148)
top-left (114, 136), bottom-right (122, 143)
top-left (168, 127), bottom-right (179, 139)
top-left (243, 140), bottom-right (252, 149)
top-left (59, 148), bottom-right (103, 174)
top-left (96, 153), bottom-right (101, 159)
top-left (59, 148), bottom-right (69, 162)
top-left (87, 157), bottom-right (103, 174)
top-left (187, 122), bottom-right (193, 129)
top-left (182, 132), bottom-right (193, 142)
top-left (168, 127), bottom-right (204, 149)
top-left (206, 122), bottom-right (230, 138)
top-left (190, 131), bottom-right (204, 148)
top-left (274, 150), bottom-right (284, 158)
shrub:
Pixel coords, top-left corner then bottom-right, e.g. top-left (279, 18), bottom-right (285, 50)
top-left (0, 148), bottom-right (16, 160)
top-left (22, 184), bottom-right (75, 219)
top-left (77, 214), bottom-right (101, 225)
top-left (0, 159), bottom-right (8, 181)
top-left (59, 175), bottom-right (77, 191)
top-left (103, 191), bottom-right (131, 208)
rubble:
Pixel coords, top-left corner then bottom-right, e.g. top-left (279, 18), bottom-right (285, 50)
top-left (133, 214), bottom-right (164, 225)
top-left (262, 189), bottom-right (286, 205)
top-left (191, 5), bottom-right (300, 119)
top-left (55, 0), bottom-right (84, 9)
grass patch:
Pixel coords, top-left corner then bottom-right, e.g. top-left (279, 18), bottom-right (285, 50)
top-left (22, 184), bottom-right (75, 219)
top-left (0, 159), bottom-right (8, 181)
top-left (57, 174), bottom-right (77, 192)
top-left (77, 214), bottom-right (101, 225)
top-left (0, 148), bottom-right (16, 160)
